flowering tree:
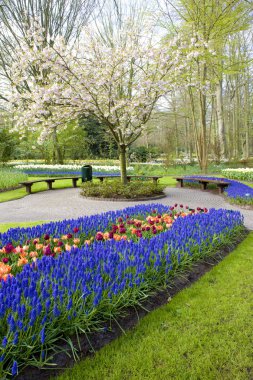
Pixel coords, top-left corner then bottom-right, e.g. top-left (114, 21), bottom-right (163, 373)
top-left (10, 21), bottom-right (195, 183)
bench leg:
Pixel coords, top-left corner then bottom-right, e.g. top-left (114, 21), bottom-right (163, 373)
top-left (178, 179), bottom-right (183, 187)
top-left (127, 177), bottom-right (131, 182)
top-left (47, 181), bottom-right (53, 190)
top-left (152, 178), bottom-right (158, 185)
top-left (25, 184), bottom-right (32, 194)
top-left (218, 185), bottom-right (226, 194)
top-left (200, 182), bottom-right (207, 190)
top-left (99, 178), bottom-right (104, 183)
top-left (72, 178), bottom-right (78, 188)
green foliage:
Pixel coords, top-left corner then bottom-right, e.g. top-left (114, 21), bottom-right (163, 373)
top-left (228, 196), bottom-right (253, 207)
top-left (132, 163), bottom-right (224, 176)
top-left (56, 232), bottom-right (253, 380)
top-left (129, 145), bottom-right (161, 162)
top-left (0, 168), bottom-right (27, 190)
top-left (81, 179), bottom-right (165, 199)
top-left (79, 116), bottom-right (118, 159)
top-left (0, 128), bottom-right (18, 163)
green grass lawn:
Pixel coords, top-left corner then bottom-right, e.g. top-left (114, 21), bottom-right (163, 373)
top-left (0, 220), bottom-right (47, 233)
top-left (54, 232), bottom-right (253, 380)
top-left (0, 177), bottom-right (84, 203)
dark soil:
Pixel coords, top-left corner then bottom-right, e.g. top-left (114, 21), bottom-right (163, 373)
top-left (81, 193), bottom-right (166, 201)
top-left (16, 230), bottom-right (248, 380)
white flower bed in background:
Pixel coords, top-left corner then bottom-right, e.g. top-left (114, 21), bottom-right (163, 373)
top-left (221, 168), bottom-right (253, 181)
top-left (13, 164), bottom-right (134, 172)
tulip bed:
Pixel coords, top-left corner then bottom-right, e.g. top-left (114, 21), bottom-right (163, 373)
top-left (0, 204), bottom-right (244, 378)
top-left (183, 176), bottom-right (253, 205)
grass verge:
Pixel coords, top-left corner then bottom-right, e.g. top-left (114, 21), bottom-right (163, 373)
top-left (0, 221), bottom-right (48, 233)
top-left (55, 232), bottom-right (253, 380)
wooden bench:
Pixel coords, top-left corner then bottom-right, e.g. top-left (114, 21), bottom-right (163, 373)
top-left (20, 177), bottom-right (81, 194)
top-left (174, 176), bottom-right (229, 194)
top-left (20, 175), bottom-right (163, 194)
top-left (94, 175), bottom-right (162, 184)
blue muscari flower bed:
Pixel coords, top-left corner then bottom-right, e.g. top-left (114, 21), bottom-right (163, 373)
top-left (184, 175), bottom-right (253, 202)
top-left (0, 204), bottom-right (244, 377)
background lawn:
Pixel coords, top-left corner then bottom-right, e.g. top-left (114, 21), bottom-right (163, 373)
top-left (0, 176), bottom-right (177, 203)
top-left (53, 232), bottom-right (253, 380)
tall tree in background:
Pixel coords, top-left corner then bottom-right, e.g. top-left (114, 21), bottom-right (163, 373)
top-left (158, 0), bottom-right (252, 170)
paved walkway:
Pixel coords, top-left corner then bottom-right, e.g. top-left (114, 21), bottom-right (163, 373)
top-left (0, 187), bottom-right (252, 229)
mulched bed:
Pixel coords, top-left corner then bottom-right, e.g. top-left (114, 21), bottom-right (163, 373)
top-left (80, 193), bottom-right (166, 201)
top-left (16, 230), bottom-right (248, 380)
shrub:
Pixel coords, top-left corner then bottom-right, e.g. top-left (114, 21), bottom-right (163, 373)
top-left (129, 146), bottom-right (161, 163)
top-left (80, 179), bottom-right (165, 199)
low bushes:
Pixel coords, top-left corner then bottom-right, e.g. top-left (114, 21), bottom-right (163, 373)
top-left (0, 204), bottom-right (244, 378)
top-left (0, 168), bottom-right (27, 191)
top-left (80, 179), bottom-right (165, 199)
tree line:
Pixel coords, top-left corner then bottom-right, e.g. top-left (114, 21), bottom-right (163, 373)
top-left (0, 0), bottom-right (252, 179)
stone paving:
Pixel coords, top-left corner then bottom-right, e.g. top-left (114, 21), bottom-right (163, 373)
top-left (0, 187), bottom-right (252, 229)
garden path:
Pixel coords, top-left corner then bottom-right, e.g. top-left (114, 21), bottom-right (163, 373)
top-left (0, 187), bottom-right (252, 229)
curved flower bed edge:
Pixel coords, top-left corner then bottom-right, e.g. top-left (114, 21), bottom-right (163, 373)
top-left (183, 175), bottom-right (253, 206)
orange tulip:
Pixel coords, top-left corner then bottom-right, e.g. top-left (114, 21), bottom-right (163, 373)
top-left (29, 251), bottom-right (38, 258)
top-left (0, 263), bottom-right (11, 275)
top-left (17, 257), bottom-right (28, 267)
top-left (103, 232), bottom-right (110, 240)
top-left (2, 273), bottom-right (13, 281)
top-left (54, 247), bottom-right (62, 254)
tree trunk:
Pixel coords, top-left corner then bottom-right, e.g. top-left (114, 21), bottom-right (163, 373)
top-left (172, 93), bottom-right (179, 158)
top-left (199, 89), bottom-right (208, 173)
top-left (216, 80), bottom-right (226, 160)
top-left (119, 144), bottom-right (127, 185)
top-left (52, 127), bottom-right (64, 164)
top-left (243, 77), bottom-right (250, 159)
